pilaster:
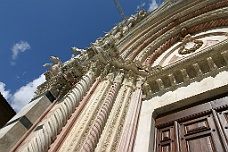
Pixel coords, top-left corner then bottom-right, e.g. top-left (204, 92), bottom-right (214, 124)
top-left (79, 72), bottom-right (124, 152)
top-left (95, 75), bottom-right (134, 152)
top-left (117, 77), bottom-right (143, 152)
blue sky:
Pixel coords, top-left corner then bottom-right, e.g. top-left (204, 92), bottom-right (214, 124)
top-left (0, 0), bottom-right (164, 112)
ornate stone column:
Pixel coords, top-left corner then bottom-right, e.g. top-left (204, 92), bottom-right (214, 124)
top-left (48, 77), bottom-right (101, 152)
top-left (79, 72), bottom-right (124, 152)
top-left (117, 78), bottom-right (143, 152)
top-left (95, 75), bottom-right (135, 152)
top-left (15, 71), bottom-right (96, 152)
top-left (57, 75), bottom-right (113, 152)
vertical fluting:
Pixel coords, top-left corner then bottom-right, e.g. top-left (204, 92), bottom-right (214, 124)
top-left (18, 71), bottom-right (95, 152)
top-left (117, 88), bottom-right (142, 152)
top-left (80, 81), bottom-right (121, 152)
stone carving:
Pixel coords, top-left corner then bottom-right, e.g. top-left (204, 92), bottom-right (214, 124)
top-left (8, 2), bottom-right (228, 152)
top-left (117, 88), bottom-right (142, 152)
top-left (35, 45), bottom-right (98, 99)
top-left (80, 81), bottom-right (121, 152)
top-left (91, 35), bottom-right (116, 54)
top-left (98, 84), bottom-right (132, 152)
top-left (60, 80), bottom-right (111, 152)
top-left (71, 47), bottom-right (89, 61)
top-left (43, 56), bottom-right (63, 80)
top-left (178, 34), bottom-right (203, 55)
top-left (107, 10), bottom-right (147, 42)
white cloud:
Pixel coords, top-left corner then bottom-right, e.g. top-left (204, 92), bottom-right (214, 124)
top-left (148, 0), bottom-right (158, 12)
top-left (0, 82), bottom-right (12, 101)
top-left (10, 74), bottom-right (45, 112)
top-left (11, 41), bottom-right (31, 61)
top-left (1, 74), bottom-right (45, 112)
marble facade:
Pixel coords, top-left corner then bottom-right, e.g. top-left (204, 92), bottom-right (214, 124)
top-left (0, 0), bottom-right (228, 151)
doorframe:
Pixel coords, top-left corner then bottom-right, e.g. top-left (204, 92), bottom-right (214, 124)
top-left (148, 84), bottom-right (228, 152)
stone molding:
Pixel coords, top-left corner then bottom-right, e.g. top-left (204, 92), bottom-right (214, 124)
top-left (118, 0), bottom-right (228, 64)
top-left (117, 0), bottom-right (226, 51)
top-left (80, 80), bottom-right (122, 151)
top-left (95, 77), bottom-right (134, 152)
top-left (117, 88), bottom-right (142, 152)
top-left (143, 39), bottom-right (228, 98)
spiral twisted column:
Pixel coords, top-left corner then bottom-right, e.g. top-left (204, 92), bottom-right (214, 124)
top-left (58, 78), bottom-right (112, 152)
top-left (17, 71), bottom-right (96, 152)
top-left (48, 77), bottom-right (101, 152)
top-left (79, 74), bottom-right (123, 152)
top-left (95, 77), bottom-right (134, 152)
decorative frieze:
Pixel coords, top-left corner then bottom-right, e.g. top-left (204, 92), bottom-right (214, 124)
top-left (207, 57), bottom-right (218, 70)
top-left (192, 63), bottom-right (203, 76)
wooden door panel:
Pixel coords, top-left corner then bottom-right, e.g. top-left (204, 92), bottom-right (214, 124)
top-left (217, 110), bottom-right (228, 143)
top-left (183, 117), bottom-right (210, 136)
top-left (212, 95), bottom-right (228, 145)
top-left (157, 125), bottom-right (176, 152)
top-left (179, 114), bottom-right (225, 152)
top-left (186, 135), bottom-right (214, 152)
top-left (160, 144), bottom-right (171, 152)
top-left (211, 96), bottom-right (228, 110)
top-left (155, 94), bottom-right (228, 152)
top-left (156, 102), bottom-right (211, 127)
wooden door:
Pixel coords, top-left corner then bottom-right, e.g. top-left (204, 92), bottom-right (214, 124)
top-left (155, 95), bottom-right (228, 152)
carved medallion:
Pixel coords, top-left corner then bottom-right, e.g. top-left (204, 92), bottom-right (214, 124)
top-left (178, 34), bottom-right (203, 55)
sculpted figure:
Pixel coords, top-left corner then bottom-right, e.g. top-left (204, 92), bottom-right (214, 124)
top-left (43, 56), bottom-right (63, 77)
top-left (90, 38), bottom-right (105, 53)
top-left (71, 47), bottom-right (88, 61)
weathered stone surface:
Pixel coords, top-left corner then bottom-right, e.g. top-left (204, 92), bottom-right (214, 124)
top-left (0, 92), bottom-right (53, 151)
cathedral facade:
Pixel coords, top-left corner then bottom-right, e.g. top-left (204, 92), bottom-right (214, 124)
top-left (1, 0), bottom-right (228, 151)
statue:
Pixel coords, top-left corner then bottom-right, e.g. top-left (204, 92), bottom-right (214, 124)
top-left (43, 56), bottom-right (63, 80)
top-left (71, 47), bottom-right (88, 61)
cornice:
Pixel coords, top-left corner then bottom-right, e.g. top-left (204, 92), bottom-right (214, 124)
top-left (142, 39), bottom-right (228, 99)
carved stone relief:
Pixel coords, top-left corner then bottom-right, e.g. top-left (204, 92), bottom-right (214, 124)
top-left (178, 34), bottom-right (203, 55)
top-left (152, 28), bottom-right (228, 67)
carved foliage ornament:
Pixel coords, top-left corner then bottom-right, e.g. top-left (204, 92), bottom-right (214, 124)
top-left (178, 34), bottom-right (203, 55)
